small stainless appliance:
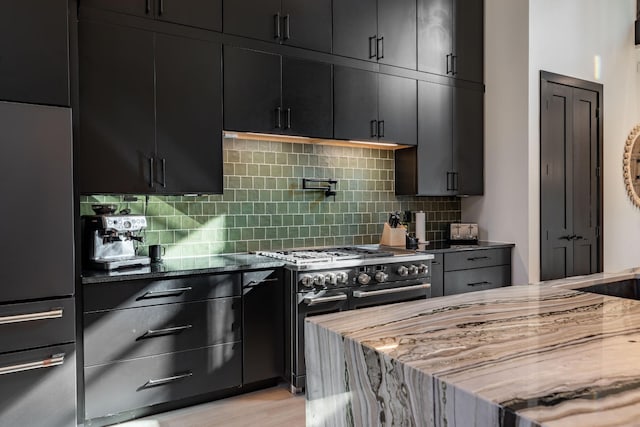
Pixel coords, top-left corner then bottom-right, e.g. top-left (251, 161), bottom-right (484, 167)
top-left (449, 223), bottom-right (479, 244)
top-left (257, 246), bottom-right (434, 393)
top-left (82, 214), bottom-right (150, 270)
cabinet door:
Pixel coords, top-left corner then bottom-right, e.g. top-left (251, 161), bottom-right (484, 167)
top-left (0, 0), bottom-right (69, 106)
top-left (223, 47), bottom-right (282, 134)
top-left (377, 0), bottom-right (417, 69)
top-left (80, 0), bottom-right (152, 18)
top-left (454, 0), bottom-right (483, 82)
top-left (417, 80), bottom-right (454, 195)
top-left (223, 0), bottom-right (282, 43)
top-left (156, 0), bottom-right (222, 31)
top-left (334, 66), bottom-right (379, 142)
top-left (378, 74), bottom-right (416, 145)
top-left (79, 22), bottom-right (155, 194)
top-left (281, 0), bottom-right (332, 52)
top-left (155, 35), bottom-right (223, 194)
top-left (282, 57), bottom-right (333, 138)
top-left (333, 0), bottom-right (378, 61)
top-left (417, 0), bottom-right (453, 76)
top-left (430, 254), bottom-right (444, 297)
top-left (454, 85), bottom-right (483, 195)
top-left (0, 103), bottom-right (74, 302)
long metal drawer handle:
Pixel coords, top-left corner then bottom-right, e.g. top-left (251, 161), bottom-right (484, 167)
top-left (0, 308), bottom-right (63, 325)
top-left (468, 281), bottom-right (491, 287)
top-left (353, 283), bottom-right (430, 298)
top-left (140, 324), bottom-right (193, 339)
top-left (303, 294), bottom-right (347, 306)
top-left (245, 278), bottom-right (280, 287)
top-left (0, 353), bottom-right (65, 376)
top-left (139, 287), bottom-right (193, 299)
top-left (467, 256), bottom-right (490, 261)
top-left (143, 371), bottom-right (193, 388)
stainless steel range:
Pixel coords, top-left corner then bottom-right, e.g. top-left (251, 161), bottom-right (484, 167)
top-left (257, 246), bottom-right (434, 393)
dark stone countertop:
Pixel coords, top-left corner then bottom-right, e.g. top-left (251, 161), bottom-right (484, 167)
top-left (415, 240), bottom-right (515, 253)
top-left (81, 253), bottom-right (286, 284)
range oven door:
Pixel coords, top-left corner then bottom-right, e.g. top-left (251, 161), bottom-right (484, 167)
top-left (350, 282), bottom-right (431, 310)
top-left (291, 289), bottom-right (349, 393)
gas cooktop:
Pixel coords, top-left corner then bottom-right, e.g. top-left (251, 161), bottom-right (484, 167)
top-left (256, 246), bottom-right (395, 265)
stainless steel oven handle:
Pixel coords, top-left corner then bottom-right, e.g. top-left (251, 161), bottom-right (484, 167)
top-left (303, 294), bottom-right (348, 306)
top-left (0, 353), bottom-right (65, 376)
top-left (353, 283), bottom-right (431, 298)
top-left (0, 308), bottom-right (63, 325)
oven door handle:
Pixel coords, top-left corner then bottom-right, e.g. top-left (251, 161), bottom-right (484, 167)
top-left (353, 283), bottom-right (430, 298)
top-left (303, 294), bottom-right (348, 306)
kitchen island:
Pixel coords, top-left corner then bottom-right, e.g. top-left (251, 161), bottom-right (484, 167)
top-left (305, 269), bottom-right (640, 426)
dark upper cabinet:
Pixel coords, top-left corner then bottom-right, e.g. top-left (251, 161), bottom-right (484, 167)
top-left (0, 0), bottom-right (69, 106)
top-left (418, 0), bottom-right (483, 83)
top-left (224, 0), bottom-right (332, 52)
top-left (224, 46), bottom-right (333, 139)
top-left (395, 80), bottom-right (482, 195)
top-left (79, 21), bottom-right (223, 194)
top-left (334, 0), bottom-right (416, 69)
top-left (81, 0), bottom-right (222, 31)
top-left (334, 66), bottom-right (416, 145)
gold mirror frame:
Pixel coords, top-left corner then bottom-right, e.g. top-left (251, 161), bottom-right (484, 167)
top-left (624, 125), bottom-right (640, 208)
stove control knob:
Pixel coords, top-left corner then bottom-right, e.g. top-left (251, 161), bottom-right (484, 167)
top-left (335, 272), bottom-right (349, 284)
top-left (324, 273), bottom-right (337, 286)
top-left (408, 265), bottom-right (419, 275)
top-left (418, 264), bottom-right (429, 274)
top-left (397, 266), bottom-right (409, 277)
top-left (374, 271), bottom-right (388, 283)
top-left (357, 272), bottom-right (371, 285)
top-left (313, 274), bottom-right (326, 287)
top-left (300, 274), bottom-right (314, 288)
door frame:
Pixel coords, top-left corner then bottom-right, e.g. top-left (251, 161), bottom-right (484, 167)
top-left (539, 70), bottom-right (603, 278)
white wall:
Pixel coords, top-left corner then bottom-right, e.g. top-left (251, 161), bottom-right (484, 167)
top-left (462, 0), bottom-right (530, 285)
top-left (465, 0), bottom-right (640, 284)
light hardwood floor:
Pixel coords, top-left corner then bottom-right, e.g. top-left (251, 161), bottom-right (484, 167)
top-left (117, 384), bottom-right (305, 427)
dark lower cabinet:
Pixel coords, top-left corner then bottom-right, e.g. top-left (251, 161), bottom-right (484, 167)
top-left (224, 0), bottom-right (331, 52)
top-left (335, 66), bottom-right (417, 145)
top-left (242, 270), bottom-right (284, 384)
top-left (396, 80), bottom-right (482, 195)
top-left (224, 46), bottom-right (333, 138)
top-left (0, 0), bottom-right (69, 106)
top-left (79, 20), bottom-right (223, 194)
top-left (430, 254), bottom-right (444, 297)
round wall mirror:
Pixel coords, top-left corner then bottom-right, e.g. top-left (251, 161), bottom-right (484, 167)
top-left (624, 125), bottom-right (640, 208)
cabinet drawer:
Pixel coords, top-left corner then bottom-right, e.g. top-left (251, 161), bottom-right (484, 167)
top-left (84, 342), bottom-right (241, 420)
top-left (444, 265), bottom-right (511, 296)
top-left (84, 297), bottom-right (240, 366)
top-left (0, 297), bottom-right (75, 354)
top-left (84, 274), bottom-right (240, 311)
top-left (0, 344), bottom-right (76, 427)
top-left (444, 248), bottom-right (510, 271)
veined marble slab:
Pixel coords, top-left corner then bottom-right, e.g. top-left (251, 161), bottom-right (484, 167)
top-left (305, 282), bottom-right (640, 427)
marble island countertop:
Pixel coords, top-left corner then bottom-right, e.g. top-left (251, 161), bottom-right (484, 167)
top-left (305, 269), bottom-right (640, 427)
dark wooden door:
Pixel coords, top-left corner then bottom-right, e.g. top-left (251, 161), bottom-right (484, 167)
top-left (223, 47), bottom-right (282, 134)
top-left (156, 0), bottom-right (222, 31)
top-left (0, 103), bottom-right (74, 303)
top-left (80, 0), bottom-right (153, 17)
top-left (541, 74), bottom-right (602, 280)
top-left (333, 0), bottom-right (378, 61)
top-left (454, 85), bottom-right (484, 195)
top-left (155, 35), bottom-right (223, 194)
top-left (78, 21), bottom-right (155, 194)
top-left (334, 66), bottom-right (379, 142)
top-left (223, 0), bottom-right (282, 43)
top-left (282, 57), bottom-right (333, 138)
top-left (378, 0), bottom-right (417, 69)
top-left (454, 0), bottom-right (484, 82)
top-left (417, 0), bottom-right (453, 76)
top-left (417, 80), bottom-right (454, 195)
top-left (0, 0), bottom-right (69, 106)
top-left (281, 0), bottom-right (332, 52)
top-left (378, 74), bottom-right (417, 145)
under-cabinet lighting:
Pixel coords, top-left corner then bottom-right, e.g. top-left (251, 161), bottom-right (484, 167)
top-left (222, 131), bottom-right (405, 150)
top-left (348, 140), bottom-right (399, 147)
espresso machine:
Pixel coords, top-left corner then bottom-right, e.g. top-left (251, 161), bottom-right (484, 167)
top-left (82, 214), bottom-right (150, 270)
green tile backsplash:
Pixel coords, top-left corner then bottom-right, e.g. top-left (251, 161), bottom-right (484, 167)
top-left (80, 138), bottom-right (461, 257)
